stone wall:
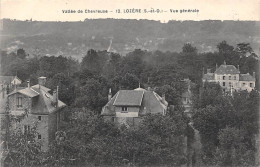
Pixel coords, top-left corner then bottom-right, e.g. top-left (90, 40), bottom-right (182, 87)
top-left (8, 93), bottom-right (31, 113)
top-left (12, 114), bottom-right (50, 151)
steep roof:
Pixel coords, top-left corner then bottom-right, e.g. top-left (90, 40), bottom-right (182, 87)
top-left (113, 90), bottom-right (144, 106)
top-left (239, 74), bottom-right (256, 81)
top-left (8, 85), bottom-right (66, 115)
top-left (215, 65), bottom-right (240, 74)
top-left (202, 73), bottom-right (214, 80)
top-left (31, 87), bottom-right (66, 114)
top-left (101, 89), bottom-right (168, 116)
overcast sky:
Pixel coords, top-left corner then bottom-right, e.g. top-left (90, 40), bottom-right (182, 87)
top-left (1, 0), bottom-right (260, 22)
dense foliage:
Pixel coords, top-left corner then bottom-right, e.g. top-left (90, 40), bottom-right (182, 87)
top-left (1, 40), bottom-right (259, 166)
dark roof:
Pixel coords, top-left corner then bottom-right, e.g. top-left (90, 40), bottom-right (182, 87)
top-left (8, 85), bottom-right (66, 114)
top-left (113, 90), bottom-right (144, 106)
top-left (202, 73), bottom-right (214, 80)
top-left (215, 65), bottom-right (240, 74)
top-left (31, 88), bottom-right (66, 114)
top-left (101, 89), bottom-right (168, 116)
top-left (239, 74), bottom-right (256, 81)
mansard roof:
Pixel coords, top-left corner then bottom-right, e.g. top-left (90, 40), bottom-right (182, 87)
top-left (215, 65), bottom-right (240, 74)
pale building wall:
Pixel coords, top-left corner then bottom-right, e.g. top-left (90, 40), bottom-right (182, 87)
top-left (115, 106), bottom-right (140, 113)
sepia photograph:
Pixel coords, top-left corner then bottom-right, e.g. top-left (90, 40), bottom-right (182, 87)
top-left (0, 0), bottom-right (260, 166)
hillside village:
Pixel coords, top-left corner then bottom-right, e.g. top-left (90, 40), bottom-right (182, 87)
top-left (0, 39), bottom-right (259, 167)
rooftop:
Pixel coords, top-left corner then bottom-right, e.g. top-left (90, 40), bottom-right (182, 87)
top-left (215, 65), bottom-right (240, 74)
top-left (240, 74), bottom-right (256, 81)
top-left (113, 90), bottom-right (144, 106)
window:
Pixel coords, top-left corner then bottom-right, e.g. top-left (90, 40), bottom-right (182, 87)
top-left (223, 76), bottom-right (225, 80)
top-left (122, 106), bottom-right (128, 112)
top-left (38, 116), bottom-right (41, 121)
top-left (38, 134), bottom-right (42, 139)
top-left (24, 125), bottom-right (30, 134)
top-left (229, 82), bottom-right (231, 86)
top-left (229, 76), bottom-right (231, 80)
top-left (234, 76), bottom-right (236, 80)
top-left (223, 82), bottom-right (225, 86)
top-left (17, 97), bottom-right (23, 108)
top-left (250, 83), bottom-right (253, 87)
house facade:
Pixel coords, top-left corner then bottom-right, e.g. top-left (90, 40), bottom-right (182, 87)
top-left (6, 77), bottom-right (66, 151)
top-left (101, 87), bottom-right (168, 127)
top-left (202, 61), bottom-right (256, 94)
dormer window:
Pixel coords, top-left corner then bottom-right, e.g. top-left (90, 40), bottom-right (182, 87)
top-left (223, 76), bottom-right (225, 80)
top-left (122, 107), bottom-right (128, 112)
top-left (229, 76), bottom-right (231, 80)
top-left (17, 97), bottom-right (23, 108)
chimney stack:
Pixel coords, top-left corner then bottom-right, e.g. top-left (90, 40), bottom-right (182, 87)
top-left (52, 90), bottom-right (57, 106)
top-left (162, 93), bottom-right (166, 102)
top-left (108, 88), bottom-right (112, 101)
top-left (52, 86), bottom-right (59, 107)
top-left (253, 72), bottom-right (255, 78)
top-left (148, 87), bottom-right (151, 91)
top-left (224, 60), bottom-right (226, 66)
top-left (27, 80), bottom-right (30, 88)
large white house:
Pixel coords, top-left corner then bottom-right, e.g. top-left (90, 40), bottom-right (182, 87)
top-left (202, 61), bottom-right (256, 93)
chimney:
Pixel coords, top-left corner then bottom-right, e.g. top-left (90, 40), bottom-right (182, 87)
top-left (148, 87), bottom-right (151, 91)
top-left (237, 65), bottom-right (240, 71)
top-left (108, 88), bottom-right (112, 101)
top-left (52, 90), bottom-right (57, 106)
top-left (224, 60), bottom-right (226, 66)
top-left (52, 86), bottom-right (59, 107)
top-left (27, 80), bottom-right (30, 88)
top-left (216, 63), bottom-right (218, 70)
top-left (38, 76), bottom-right (47, 87)
top-left (162, 93), bottom-right (166, 102)
top-left (253, 72), bottom-right (255, 78)
top-left (207, 69), bottom-right (211, 73)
